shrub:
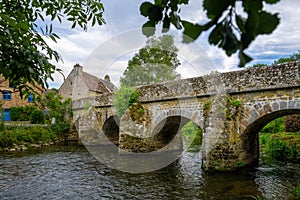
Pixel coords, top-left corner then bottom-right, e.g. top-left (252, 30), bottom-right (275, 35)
top-left (0, 130), bottom-right (16, 148)
top-left (295, 182), bottom-right (300, 199)
top-left (264, 137), bottom-right (299, 162)
top-left (259, 133), bottom-right (271, 146)
top-left (49, 122), bottom-right (70, 140)
top-left (30, 109), bottom-right (44, 124)
top-left (260, 117), bottom-right (285, 134)
top-left (10, 106), bottom-right (37, 121)
top-left (0, 122), bottom-right (5, 131)
top-left (181, 121), bottom-right (202, 151)
top-left (114, 86), bottom-right (138, 117)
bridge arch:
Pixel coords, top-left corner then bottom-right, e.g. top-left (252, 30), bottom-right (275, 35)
top-left (151, 115), bottom-right (203, 152)
top-left (102, 115), bottom-right (120, 146)
top-left (241, 108), bottom-right (300, 165)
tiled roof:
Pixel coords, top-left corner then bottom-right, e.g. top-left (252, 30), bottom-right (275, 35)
top-left (82, 72), bottom-right (116, 93)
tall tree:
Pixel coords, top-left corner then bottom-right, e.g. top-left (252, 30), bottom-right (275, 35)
top-left (0, 0), bottom-right (105, 95)
top-left (140, 0), bottom-right (281, 67)
top-left (120, 34), bottom-right (180, 87)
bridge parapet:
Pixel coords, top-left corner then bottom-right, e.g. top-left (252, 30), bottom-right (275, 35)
top-left (72, 61), bottom-right (299, 110)
top-left (138, 61), bottom-right (300, 102)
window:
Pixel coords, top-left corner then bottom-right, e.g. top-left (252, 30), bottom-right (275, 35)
top-left (2, 91), bottom-right (12, 100)
top-left (28, 94), bottom-right (34, 103)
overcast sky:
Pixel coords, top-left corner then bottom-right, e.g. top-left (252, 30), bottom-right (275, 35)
top-left (46, 0), bottom-right (300, 88)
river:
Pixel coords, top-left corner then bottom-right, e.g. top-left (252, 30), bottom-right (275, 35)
top-left (0, 143), bottom-right (299, 199)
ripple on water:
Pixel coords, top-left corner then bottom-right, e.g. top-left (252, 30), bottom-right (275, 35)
top-left (0, 144), bottom-right (299, 199)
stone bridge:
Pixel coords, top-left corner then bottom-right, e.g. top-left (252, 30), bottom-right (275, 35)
top-left (72, 61), bottom-right (300, 171)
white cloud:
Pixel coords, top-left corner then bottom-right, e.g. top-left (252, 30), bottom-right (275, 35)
top-left (47, 0), bottom-right (300, 88)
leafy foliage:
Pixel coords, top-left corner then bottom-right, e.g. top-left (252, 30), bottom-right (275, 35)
top-left (273, 50), bottom-right (300, 64)
top-left (30, 109), bottom-right (45, 124)
top-left (37, 90), bottom-right (72, 123)
top-left (49, 122), bottom-right (70, 140)
top-left (181, 121), bottom-right (202, 152)
top-left (10, 106), bottom-right (37, 121)
top-left (295, 182), bottom-right (300, 199)
top-left (260, 117), bottom-right (285, 134)
top-left (113, 86), bottom-right (138, 117)
top-left (248, 50), bottom-right (300, 67)
top-left (0, 0), bottom-right (105, 95)
top-left (140, 0), bottom-right (280, 67)
top-left (265, 138), bottom-right (299, 161)
top-left (120, 35), bottom-right (180, 87)
top-left (0, 126), bottom-right (57, 148)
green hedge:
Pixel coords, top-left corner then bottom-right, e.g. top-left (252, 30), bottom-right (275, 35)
top-left (10, 106), bottom-right (38, 121)
top-left (30, 109), bottom-right (45, 124)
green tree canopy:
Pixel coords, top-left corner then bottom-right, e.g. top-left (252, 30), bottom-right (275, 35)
top-left (120, 34), bottom-right (181, 87)
top-left (0, 0), bottom-right (105, 95)
top-left (273, 50), bottom-right (300, 64)
top-left (248, 50), bottom-right (300, 67)
top-left (140, 0), bottom-right (281, 67)
top-left (37, 91), bottom-right (71, 123)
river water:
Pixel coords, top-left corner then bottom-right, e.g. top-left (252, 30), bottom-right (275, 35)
top-left (0, 144), bottom-right (299, 200)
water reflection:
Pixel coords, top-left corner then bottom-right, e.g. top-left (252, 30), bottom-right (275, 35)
top-left (0, 144), bottom-right (299, 199)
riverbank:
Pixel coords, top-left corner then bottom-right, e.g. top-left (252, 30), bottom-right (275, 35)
top-left (0, 123), bottom-right (77, 152)
top-left (260, 131), bottom-right (300, 163)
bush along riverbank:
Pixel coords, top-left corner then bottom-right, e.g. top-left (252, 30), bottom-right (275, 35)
top-left (259, 117), bottom-right (300, 163)
top-left (260, 131), bottom-right (300, 163)
top-left (0, 122), bottom-right (70, 152)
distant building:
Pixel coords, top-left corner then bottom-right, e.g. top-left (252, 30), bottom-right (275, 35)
top-left (59, 64), bottom-right (116, 100)
top-left (0, 75), bottom-right (44, 121)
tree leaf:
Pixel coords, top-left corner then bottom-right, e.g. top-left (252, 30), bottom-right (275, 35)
top-left (162, 16), bottom-right (170, 32)
top-left (169, 12), bottom-right (182, 29)
top-left (239, 50), bottom-right (252, 67)
top-left (242, 0), bottom-right (263, 13)
top-left (257, 11), bottom-right (280, 34)
top-left (179, 0), bottom-right (189, 5)
top-left (241, 33), bottom-right (255, 50)
top-left (236, 15), bottom-right (246, 33)
top-left (223, 26), bottom-right (239, 56)
top-left (203, 0), bottom-right (233, 19)
top-left (208, 23), bottom-right (223, 45)
top-left (142, 21), bottom-right (156, 37)
top-left (182, 20), bottom-right (212, 43)
top-left (140, 2), bottom-right (153, 17)
top-left (245, 11), bottom-right (260, 36)
top-left (148, 5), bottom-right (163, 22)
top-left (264, 0), bottom-right (280, 4)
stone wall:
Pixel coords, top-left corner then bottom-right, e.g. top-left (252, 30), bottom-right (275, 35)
top-left (0, 76), bottom-right (43, 109)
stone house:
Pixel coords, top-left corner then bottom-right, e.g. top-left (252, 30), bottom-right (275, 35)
top-left (59, 64), bottom-right (116, 100)
top-left (0, 75), bottom-right (44, 121)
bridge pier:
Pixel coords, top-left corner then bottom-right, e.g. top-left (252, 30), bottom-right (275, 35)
top-left (201, 94), bottom-right (248, 171)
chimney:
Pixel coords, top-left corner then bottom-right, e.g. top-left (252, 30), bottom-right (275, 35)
top-left (74, 63), bottom-right (83, 76)
top-left (104, 75), bottom-right (111, 82)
